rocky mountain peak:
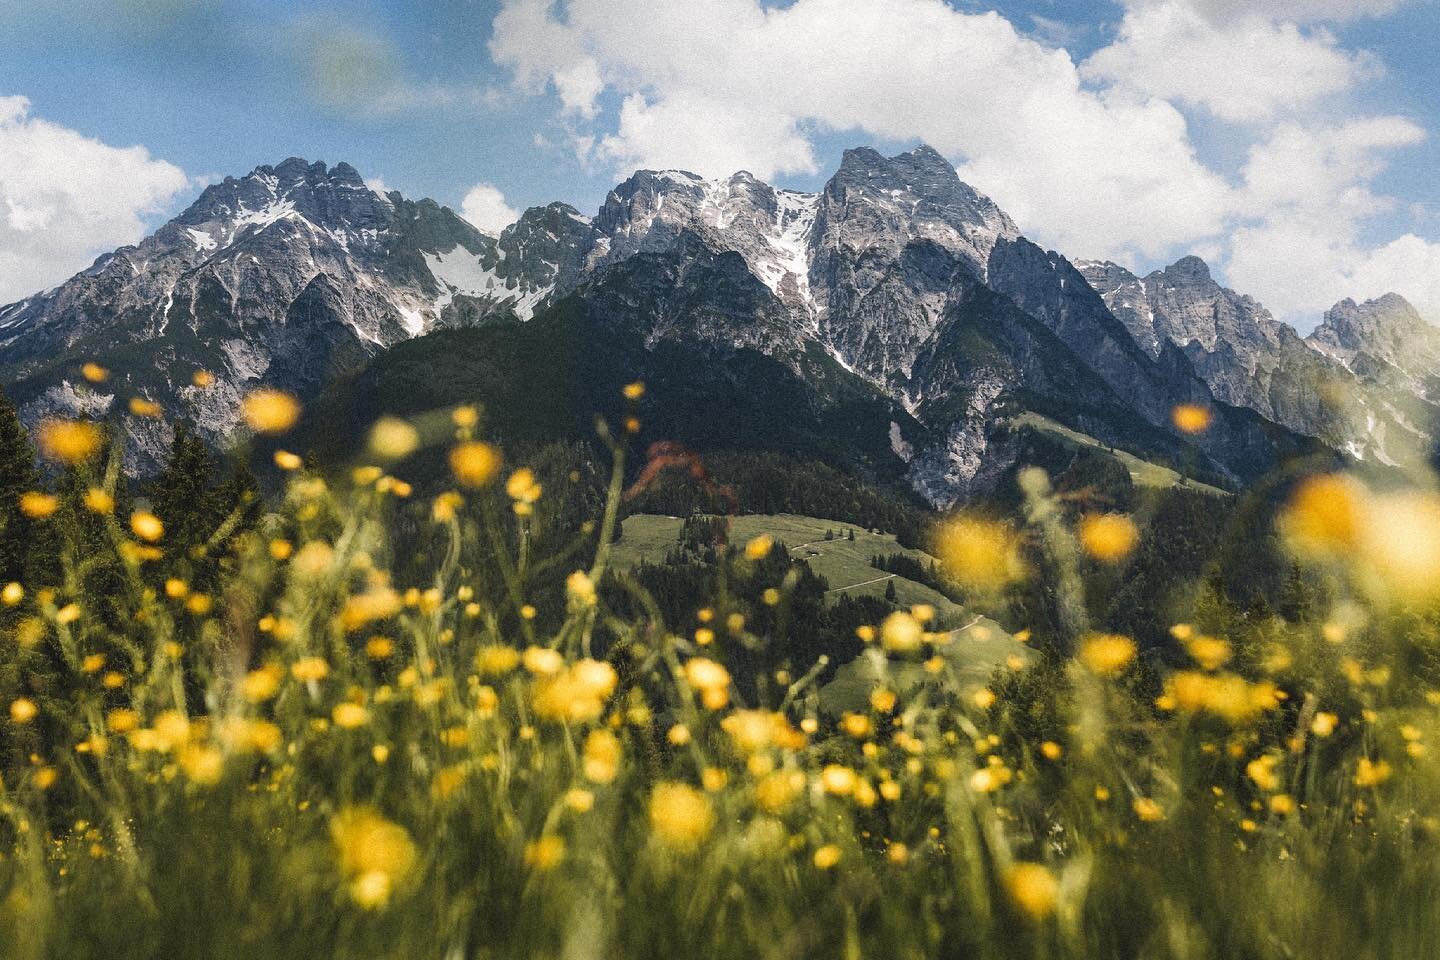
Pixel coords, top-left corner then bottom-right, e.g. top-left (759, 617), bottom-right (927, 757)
top-left (827, 144), bottom-right (1014, 234)
top-left (1308, 294), bottom-right (1439, 383)
top-left (0, 143), bottom-right (1405, 500)
top-left (170, 156), bottom-right (393, 250)
top-left (1162, 255), bottom-right (1213, 285)
top-left (1316, 293), bottom-right (1426, 342)
top-left (1075, 257), bottom-right (1433, 462)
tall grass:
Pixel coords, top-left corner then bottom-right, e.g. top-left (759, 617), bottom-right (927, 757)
top-left (2, 402), bottom-right (1439, 959)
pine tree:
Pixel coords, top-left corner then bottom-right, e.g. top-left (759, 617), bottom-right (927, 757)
top-left (884, 579), bottom-right (897, 603)
top-left (146, 422), bottom-right (259, 590)
top-left (0, 389), bottom-right (39, 585)
top-left (148, 422), bottom-right (217, 550)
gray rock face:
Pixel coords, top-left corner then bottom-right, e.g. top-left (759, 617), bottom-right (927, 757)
top-left (588, 168), bottom-right (819, 315)
top-left (0, 145), bottom-right (1331, 502)
top-left (808, 146), bottom-right (1020, 391)
top-left (1309, 294), bottom-right (1440, 400)
top-left (0, 159), bottom-right (514, 467)
top-left (429, 202), bottom-right (599, 328)
top-left (1079, 256), bottom-right (1287, 361)
top-left (1079, 258), bottom-right (1432, 465)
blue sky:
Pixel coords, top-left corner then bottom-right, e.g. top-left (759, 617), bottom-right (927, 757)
top-left (2, 0), bottom-right (1438, 327)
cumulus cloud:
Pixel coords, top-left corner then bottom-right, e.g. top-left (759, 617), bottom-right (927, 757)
top-left (1082, 3), bottom-right (1378, 123)
top-left (488, 0), bottom-right (1434, 326)
top-left (491, 0), bottom-right (1231, 263)
top-left (1226, 118), bottom-right (1440, 322)
top-left (1158, 0), bottom-right (1406, 24)
top-left (0, 95), bottom-right (187, 304)
top-left (460, 183), bottom-right (520, 235)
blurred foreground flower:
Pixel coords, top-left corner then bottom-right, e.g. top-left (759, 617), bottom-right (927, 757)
top-left (38, 419), bottom-right (102, 464)
top-left (19, 492), bottom-right (58, 519)
top-left (241, 389), bottom-right (301, 434)
top-left (1171, 404), bottom-right (1212, 434)
top-left (649, 783), bottom-right (714, 851)
top-left (683, 658), bottom-right (731, 709)
top-left (1161, 671), bottom-right (1282, 724)
top-left (1078, 633), bottom-right (1136, 677)
top-left (1280, 474), bottom-right (1365, 561)
top-left (934, 516), bottom-right (1023, 591)
top-left (368, 417), bottom-right (420, 460)
top-left (1005, 863), bottom-right (1059, 919)
top-left (130, 511), bottom-right (164, 543)
top-left (450, 441), bottom-right (501, 487)
top-left (1078, 513), bottom-right (1138, 562)
top-left (1282, 474), bottom-right (1440, 603)
top-left (331, 808), bottom-right (417, 909)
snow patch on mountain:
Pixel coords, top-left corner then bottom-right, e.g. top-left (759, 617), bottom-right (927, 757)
top-left (186, 228), bottom-right (218, 252)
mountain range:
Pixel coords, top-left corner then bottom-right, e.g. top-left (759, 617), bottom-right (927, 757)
top-left (2, 145), bottom-right (1436, 504)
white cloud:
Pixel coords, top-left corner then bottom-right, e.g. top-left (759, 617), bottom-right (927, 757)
top-left (1158, 0), bottom-right (1406, 24)
top-left (1347, 235), bottom-right (1440, 321)
top-left (1082, 2), bottom-right (1377, 123)
top-left (460, 182), bottom-right (520, 235)
top-left (491, 0), bottom-right (1231, 263)
top-left (1226, 118), bottom-right (1440, 323)
top-left (487, 0), bottom-right (1434, 325)
top-left (0, 95), bottom-right (188, 303)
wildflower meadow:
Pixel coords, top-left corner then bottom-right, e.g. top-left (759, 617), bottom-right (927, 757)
top-left (1, 384), bottom-right (1438, 960)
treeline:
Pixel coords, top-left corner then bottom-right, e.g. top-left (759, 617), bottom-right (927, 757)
top-left (869, 552), bottom-right (963, 603)
top-left (0, 394), bottom-right (259, 600)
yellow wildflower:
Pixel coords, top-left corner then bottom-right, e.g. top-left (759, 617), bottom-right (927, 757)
top-left (83, 487), bottom-right (115, 514)
top-left (566, 570), bottom-right (597, 609)
top-left (683, 657), bottom-right (731, 709)
top-left (582, 729), bottom-right (621, 784)
top-left (1171, 403), bottom-right (1212, 433)
top-left (881, 611), bottom-right (924, 653)
top-left (1078, 513), bottom-right (1139, 562)
top-left (130, 511), bottom-right (164, 542)
top-left (38, 419), bottom-right (102, 464)
top-left (241, 389), bottom-right (301, 433)
top-left (291, 657), bottom-right (330, 683)
top-left (934, 516), bottom-right (1023, 591)
top-left (1133, 797), bottom-right (1165, 822)
top-left (18, 492), bottom-right (57, 519)
top-left (1354, 758), bottom-right (1392, 788)
top-left (332, 703), bottom-right (370, 729)
top-left (1005, 863), bottom-right (1059, 919)
top-left (649, 782), bottom-right (714, 851)
top-left (449, 441), bottom-right (501, 488)
top-left (1078, 633), bottom-right (1136, 677)
top-left (744, 534), bottom-right (774, 561)
top-left (330, 808), bottom-right (417, 909)
top-left (9, 697), bottom-right (38, 724)
top-left (368, 417), bottom-right (420, 460)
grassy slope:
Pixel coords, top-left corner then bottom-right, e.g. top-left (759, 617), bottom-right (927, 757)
top-left (614, 513), bottom-right (958, 612)
top-left (1010, 412), bottom-right (1230, 496)
top-left (612, 513), bottom-right (1030, 713)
